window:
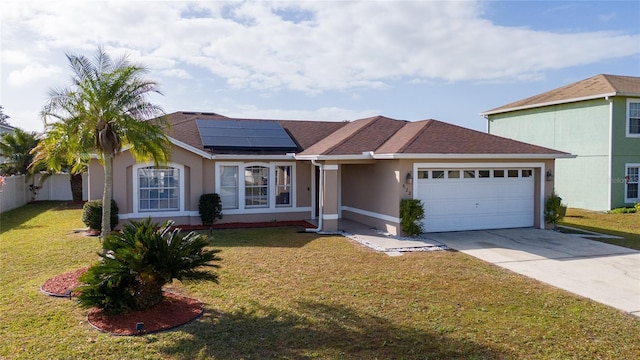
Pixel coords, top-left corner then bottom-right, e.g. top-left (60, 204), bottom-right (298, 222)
top-left (448, 170), bottom-right (460, 178)
top-left (432, 170), bottom-right (445, 179)
top-left (494, 170), bottom-right (505, 178)
top-left (626, 165), bottom-right (639, 201)
top-left (417, 170), bottom-right (429, 179)
top-left (522, 170), bottom-right (533, 177)
top-left (220, 166), bottom-right (239, 209)
top-left (627, 100), bottom-right (640, 137)
top-left (508, 170), bottom-right (519, 177)
top-left (275, 165), bottom-right (292, 206)
top-left (138, 166), bottom-right (179, 211)
top-left (478, 170), bottom-right (490, 178)
top-left (463, 170), bottom-right (476, 178)
top-left (245, 166), bottom-right (269, 208)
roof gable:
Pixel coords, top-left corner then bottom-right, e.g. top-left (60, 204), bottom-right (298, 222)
top-left (483, 74), bottom-right (640, 115)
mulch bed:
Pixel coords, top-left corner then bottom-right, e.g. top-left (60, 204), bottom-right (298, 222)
top-left (41, 269), bottom-right (203, 335)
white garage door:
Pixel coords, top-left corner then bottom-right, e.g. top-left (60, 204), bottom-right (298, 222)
top-left (415, 168), bottom-right (534, 232)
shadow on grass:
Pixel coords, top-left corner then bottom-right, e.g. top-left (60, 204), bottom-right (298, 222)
top-left (0, 201), bottom-right (70, 235)
top-left (558, 222), bottom-right (640, 250)
top-left (158, 301), bottom-right (507, 360)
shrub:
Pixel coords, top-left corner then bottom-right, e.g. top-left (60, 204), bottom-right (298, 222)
top-left (199, 193), bottom-right (223, 226)
top-left (400, 198), bottom-right (425, 236)
top-left (635, 202), bottom-right (640, 213)
top-left (609, 207), bottom-right (637, 214)
top-left (76, 218), bottom-right (222, 315)
top-left (544, 191), bottom-right (567, 225)
top-left (81, 199), bottom-right (119, 231)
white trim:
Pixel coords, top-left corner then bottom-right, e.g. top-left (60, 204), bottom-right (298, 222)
top-left (374, 153), bottom-right (574, 160)
top-left (341, 206), bottom-right (401, 224)
top-left (322, 213), bottom-right (339, 220)
top-left (132, 162), bottom-right (186, 217)
top-left (120, 211), bottom-right (199, 220)
top-left (481, 93), bottom-right (617, 116)
top-left (607, 97), bottom-right (614, 208)
top-left (323, 164), bottom-right (339, 170)
top-left (412, 162), bottom-right (546, 230)
top-left (169, 137), bottom-right (213, 159)
top-left (624, 163), bottom-right (640, 203)
top-left (625, 98), bottom-right (640, 138)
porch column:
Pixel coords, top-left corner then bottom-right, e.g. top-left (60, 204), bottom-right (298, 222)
top-left (321, 164), bottom-right (340, 232)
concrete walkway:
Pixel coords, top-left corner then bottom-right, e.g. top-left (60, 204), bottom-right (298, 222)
top-left (426, 228), bottom-right (640, 318)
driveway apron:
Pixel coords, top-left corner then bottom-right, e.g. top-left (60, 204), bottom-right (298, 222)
top-left (425, 228), bottom-right (640, 317)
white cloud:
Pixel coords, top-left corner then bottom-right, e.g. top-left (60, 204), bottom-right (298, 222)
top-left (7, 63), bottom-right (62, 87)
top-left (3, 1), bottom-right (638, 93)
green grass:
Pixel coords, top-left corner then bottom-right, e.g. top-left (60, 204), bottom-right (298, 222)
top-left (1, 202), bottom-right (639, 359)
top-left (559, 208), bottom-right (640, 250)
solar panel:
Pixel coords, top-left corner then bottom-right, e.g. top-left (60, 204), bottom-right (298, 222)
top-left (196, 119), bottom-right (298, 152)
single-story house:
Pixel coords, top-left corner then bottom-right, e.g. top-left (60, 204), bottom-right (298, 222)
top-left (88, 112), bottom-right (572, 234)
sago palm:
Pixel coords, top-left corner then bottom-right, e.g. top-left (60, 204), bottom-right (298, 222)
top-left (77, 219), bottom-right (221, 314)
top-left (41, 46), bottom-right (170, 236)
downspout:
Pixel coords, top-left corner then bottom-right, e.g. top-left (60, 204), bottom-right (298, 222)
top-left (306, 159), bottom-right (323, 233)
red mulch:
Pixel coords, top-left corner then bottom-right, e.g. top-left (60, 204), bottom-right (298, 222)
top-left (87, 292), bottom-right (203, 336)
top-left (41, 269), bottom-right (203, 336)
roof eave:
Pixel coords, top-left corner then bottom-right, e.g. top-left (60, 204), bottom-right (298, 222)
top-left (481, 93), bottom-right (618, 116)
top-left (372, 153), bottom-right (575, 160)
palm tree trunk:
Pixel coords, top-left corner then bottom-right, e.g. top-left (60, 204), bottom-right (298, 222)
top-left (101, 155), bottom-right (113, 238)
top-left (133, 276), bottom-right (165, 310)
top-left (70, 173), bottom-right (83, 202)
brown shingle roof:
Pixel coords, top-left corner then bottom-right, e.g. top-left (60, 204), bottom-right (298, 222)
top-left (161, 111), bottom-right (567, 158)
top-left (483, 74), bottom-right (640, 115)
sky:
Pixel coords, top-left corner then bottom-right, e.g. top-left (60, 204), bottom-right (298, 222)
top-left (1, 0), bottom-right (639, 133)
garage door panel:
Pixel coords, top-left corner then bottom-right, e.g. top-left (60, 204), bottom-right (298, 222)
top-left (417, 168), bottom-right (535, 232)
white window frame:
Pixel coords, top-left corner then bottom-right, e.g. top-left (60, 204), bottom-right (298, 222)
top-left (132, 162), bottom-right (185, 216)
top-left (215, 162), bottom-right (297, 215)
top-left (624, 163), bottom-right (640, 203)
top-left (626, 99), bottom-right (640, 138)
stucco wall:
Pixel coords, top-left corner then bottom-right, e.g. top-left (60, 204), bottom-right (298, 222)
top-left (611, 97), bottom-right (640, 206)
top-left (488, 99), bottom-right (611, 210)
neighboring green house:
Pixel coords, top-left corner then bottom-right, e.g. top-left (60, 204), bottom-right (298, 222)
top-left (483, 74), bottom-right (640, 211)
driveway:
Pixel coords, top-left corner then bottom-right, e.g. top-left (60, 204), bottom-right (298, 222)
top-left (424, 228), bottom-right (640, 318)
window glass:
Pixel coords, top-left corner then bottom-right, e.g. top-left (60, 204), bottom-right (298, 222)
top-left (508, 170), bottom-right (519, 177)
top-left (494, 170), bottom-right (504, 178)
top-left (432, 170), bottom-right (445, 179)
top-left (138, 166), bottom-right (179, 211)
top-left (245, 166), bottom-right (269, 207)
top-left (275, 165), bottom-right (292, 206)
top-left (478, 170), bottom-right (490, 178)
top-left (629, 102), bottom-right (640, 135)
top-left (448, 170), bottom-right (460, 179)
top-left (220, 166), bottom-right (239, 209)
top-left (627, 167), bottom-right (639, 199)
top-left (522, 170), bottom-right (533, 177)
top-left (463, 170), bottom-right (476, 178)
top-left (417, 170), bottom-right (429, 179)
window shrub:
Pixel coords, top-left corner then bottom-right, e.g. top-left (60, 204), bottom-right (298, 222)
top-left (400, 198), bottom-right (425, 236)
top-left (199, 193), bottom-right (223, 226)
top-left (81, 199), bottom-right (119, 231)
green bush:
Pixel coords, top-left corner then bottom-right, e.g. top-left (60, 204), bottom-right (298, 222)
top-left (544, 191), bottom-right (567, 225)
top-left (609, 207), bottom-right (637, 214)
top-left (199, 193), bottom-right (223, 226)
top-left (400, 199), bottom-right (425, 236)
top-left (81, 199), bottom-right (119, 231)
top-left (635, 202), bottom-right (640, 213)
top-left (76, 218), bottom-right (222, 315)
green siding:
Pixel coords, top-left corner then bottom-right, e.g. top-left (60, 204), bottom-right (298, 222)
top-left (611, 97), bottom-right (640, 206)
top-left (489, 99), bottom-right (612, 210)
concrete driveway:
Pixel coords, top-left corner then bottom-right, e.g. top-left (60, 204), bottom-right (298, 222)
top-left (424, 228), bottom-right (640, 317)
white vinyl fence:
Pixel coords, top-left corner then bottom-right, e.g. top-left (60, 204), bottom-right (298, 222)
top-left (0, 173), bottom-right (88, 213)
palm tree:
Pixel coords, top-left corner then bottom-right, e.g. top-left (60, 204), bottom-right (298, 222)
top-left (31, 121), bottom-right (89, 202)
top-left (41, 46), bottom-right (170, 236)
top-left (0, 128), bottom-right (40, 176)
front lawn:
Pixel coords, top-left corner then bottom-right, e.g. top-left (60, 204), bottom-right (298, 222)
top-left (560, 208), bottom-right (640, 250)
top-left (1, 202), bottom-right (639, 359)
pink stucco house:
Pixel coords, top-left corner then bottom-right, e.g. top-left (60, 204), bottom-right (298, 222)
top-left (88, 112), bottom-right (571, 234)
